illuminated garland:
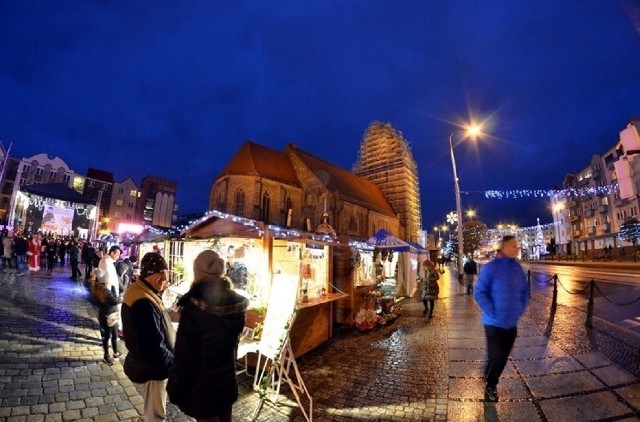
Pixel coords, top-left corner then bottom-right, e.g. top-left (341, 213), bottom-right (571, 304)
top-left (178, 208), bottom-right (264, 234)
top-left (480, 183), bottom-right (618, 199)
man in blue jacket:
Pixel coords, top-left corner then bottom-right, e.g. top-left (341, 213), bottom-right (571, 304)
top-left (474, 235), bottom-right (529, 402)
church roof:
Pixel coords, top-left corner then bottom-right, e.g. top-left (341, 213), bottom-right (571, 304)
top-left (286, 145), bottom-right (397, 218)
top-left (21, 183), bottom-right (95, 205)
top-left (217, 141), bottom-right (300, 186)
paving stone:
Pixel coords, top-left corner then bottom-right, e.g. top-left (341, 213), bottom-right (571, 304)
top-left (539, 390), bottom-right (632, 420)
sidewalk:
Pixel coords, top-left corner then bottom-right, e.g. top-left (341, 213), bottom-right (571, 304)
top-left (0, 265), bottom-right (638, 421)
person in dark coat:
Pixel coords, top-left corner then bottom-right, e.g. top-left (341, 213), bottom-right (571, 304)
top-left (68, 240), bottom-right (81, 280)
top-left (422, 260), bottom-right (440, 319)
top-left (122, 252), bottom-right (175, 422)
top-left (81, 242), bottom-right (97, 279)
top-left (167, 250), bottom-right (249, 422)
top-left (91, 268), bottom-right (121, 365)
top-left (463, 256), bottom-right (478, 295)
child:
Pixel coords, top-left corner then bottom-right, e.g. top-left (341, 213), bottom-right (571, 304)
top-left (91, 268), bottom-right (121, 365)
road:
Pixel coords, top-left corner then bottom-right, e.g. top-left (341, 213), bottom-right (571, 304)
top-left (523, 262), bottom-right (640, 336)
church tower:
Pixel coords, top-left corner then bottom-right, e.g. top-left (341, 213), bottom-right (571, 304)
top-left (353, 122), bottom-right (422, 242)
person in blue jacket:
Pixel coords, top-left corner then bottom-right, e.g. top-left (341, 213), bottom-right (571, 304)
top-left (474, 235), bottom-right (530, 402)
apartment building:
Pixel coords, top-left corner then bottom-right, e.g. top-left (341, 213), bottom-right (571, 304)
top-left (554, 118), bottom-right (640, 256)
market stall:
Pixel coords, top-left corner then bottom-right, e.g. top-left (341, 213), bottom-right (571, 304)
top-left (178, 210), bottom-right (347, 357)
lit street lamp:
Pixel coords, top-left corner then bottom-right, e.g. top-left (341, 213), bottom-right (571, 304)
top-left (449, 123), bottom-right (483, 281)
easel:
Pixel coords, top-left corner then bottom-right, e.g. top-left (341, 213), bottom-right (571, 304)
top-left (249, 274), bottom-right (313, 421)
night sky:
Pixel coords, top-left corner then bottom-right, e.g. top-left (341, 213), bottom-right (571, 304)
top-left (2, 2), bottom-right (640, 232)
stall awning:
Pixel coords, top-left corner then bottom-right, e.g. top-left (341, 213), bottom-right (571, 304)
top-left (366, 229), bottom-right (415, 252)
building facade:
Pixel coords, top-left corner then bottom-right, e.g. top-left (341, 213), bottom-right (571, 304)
top-left (136, 175), bottom-right (177, 228)
top-left (108, 177), bottom-right (141, 233)
top-left (209, 141), bottom-right (399, 240)
top-left (553, 118), bottom-right (640, 256)
top-left (353, 122), bottom-right (422, 242)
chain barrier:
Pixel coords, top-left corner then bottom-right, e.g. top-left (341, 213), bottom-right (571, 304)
top-left (555, 276), bottom-right (591, 295)
top-left (593, 282), bottom-right (640, 306)
top-left (530, 273), bottom-right (554, 284)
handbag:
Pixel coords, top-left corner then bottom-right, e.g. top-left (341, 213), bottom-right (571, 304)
top-left (106, 312), bottom-right (119, 327)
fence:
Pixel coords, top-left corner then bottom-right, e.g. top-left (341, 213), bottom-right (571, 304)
top-left (527, 270), bottom-right (640, 329)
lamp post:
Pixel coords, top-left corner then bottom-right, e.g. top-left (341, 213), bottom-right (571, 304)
top-left (449, 124), bottom-right (483, 281)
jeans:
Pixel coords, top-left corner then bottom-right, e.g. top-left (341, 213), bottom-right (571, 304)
top-left (15, 254), bottom-right (26, 273)
top-left (484, 325), bottom-right (517, 388)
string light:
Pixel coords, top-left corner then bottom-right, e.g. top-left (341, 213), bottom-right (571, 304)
top-left (479, 183), bottom-right (618, 199)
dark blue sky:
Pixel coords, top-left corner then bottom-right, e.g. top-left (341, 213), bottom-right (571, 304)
top-left (2, 2), bottom-right (640, 231)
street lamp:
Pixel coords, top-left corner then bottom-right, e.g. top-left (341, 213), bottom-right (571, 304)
top-left (449, 123), bottom-right (483, 281)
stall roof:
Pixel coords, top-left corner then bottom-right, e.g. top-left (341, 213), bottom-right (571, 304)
top-left (182, 210), bottom-right (264, 239)
top-left (366, 229), bottom-right (415, 252)
top-left (21, 183), bottom-right (95, 205)
top-left (131, 225), bottom-right (180, 244)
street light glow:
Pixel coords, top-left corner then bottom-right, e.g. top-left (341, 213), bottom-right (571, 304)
top-left (466, 123), bottom-right (483, 139)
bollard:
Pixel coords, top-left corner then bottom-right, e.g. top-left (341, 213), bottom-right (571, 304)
top-left (550, 274), bottom-right (558, 312)
top-left (586, 280), bottom-right (595, 328)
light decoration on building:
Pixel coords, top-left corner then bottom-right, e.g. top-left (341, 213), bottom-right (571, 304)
top-left (17, 191), bottom-right (93, 213)
top-left (481, 183), bottom-right (618, 199)
top-left (268, 224), bottom-right (343, 244)
top-left (178, 209), bottom-right (264, 235)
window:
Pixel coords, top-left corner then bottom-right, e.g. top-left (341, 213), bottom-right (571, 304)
top-left (114, 211), bottom-right (121, 218)
top-left (348, 215), bottom-right (357, 232)
top-left (118, 188), bottom-right (124, 194)
top-left (130, 189), bottom-right (137, 197)
top-left (260, 192), bottom-right (271, 223)
top-left (22, 165), bottom-right (30, 173)
top-left (128, 203), bottom-right (134, 209)
top-left (234, 188), bottom-right (245, 216)
top-left (116, 199), bottom-right (123, 206)
top-left (88, 180), bottom-right (95, 188)
top-left (36, 168), bottom-right (42, 176)
top-left (64, 174), bottom-right (70, 182)
top-left (126, 214), bottom-right (132, 220)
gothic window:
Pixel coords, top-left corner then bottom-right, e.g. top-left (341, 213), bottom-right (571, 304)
top-left (348, 215), bottom-right (357, 232)
top-left (260, 192), bottom-right (271, 223)
top-left (234, 188), bottom-right (246, 216)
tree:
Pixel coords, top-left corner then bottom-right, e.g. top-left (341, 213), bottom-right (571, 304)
top-left (462, 220), bottom-right (488, 255)
top-left (619, 218), bottom-right (640, 247)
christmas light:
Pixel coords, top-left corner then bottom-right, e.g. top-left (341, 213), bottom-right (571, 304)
top-left (479, 183), bottom-right (618, 199)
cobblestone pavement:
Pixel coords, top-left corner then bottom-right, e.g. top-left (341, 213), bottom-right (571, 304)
top-left (0, 265), bottom-right (639, 421)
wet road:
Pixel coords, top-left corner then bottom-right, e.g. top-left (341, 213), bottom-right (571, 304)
top-left (524, 263), bottom-right (640, 335)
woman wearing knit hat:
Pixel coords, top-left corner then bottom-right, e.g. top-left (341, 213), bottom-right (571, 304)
top-left (167, 250), bottom-right (249, 422)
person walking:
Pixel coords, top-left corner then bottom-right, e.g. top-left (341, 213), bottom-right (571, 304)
top-left (167, 250), bottom-right (249, 422)
top-left (98, 246), bottom-right (122, 297)
top-left (121, 252), bottom-right (175, 422)
top-left (82, 242), bottom-right (96, 279)
top-left (68, 240), bottom-right (81, 281)
top-left (26, 235), bottom-right (41, 275)
top-left (2, 232), bottom-right (13, 270)
top-left (421, 260), bottom-right (440, 319)
top-left (91, 268), bottom-right (122, 365)
top-left (13, 234), bottom-right (28, 276)
top-left (463, 256), bottom-right (478, 295)
top-left (474, 235), bottom-right (530, 402)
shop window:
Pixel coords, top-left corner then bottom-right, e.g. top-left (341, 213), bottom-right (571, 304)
top-left (235, 188), bottom-right (245, 216)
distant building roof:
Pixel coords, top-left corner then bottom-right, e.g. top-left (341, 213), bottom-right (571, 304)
top-left (86, 168), bottom-right (114, 183)
top-left (21, 183), bottom-right (94, 205)
top-left (217, 141), bottom-right (300, 186)
top-left (286, 145), bottom-right (397, 218)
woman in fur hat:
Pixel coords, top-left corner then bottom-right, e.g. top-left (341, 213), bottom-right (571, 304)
top-left (167, 250), bottom-right (249, 422)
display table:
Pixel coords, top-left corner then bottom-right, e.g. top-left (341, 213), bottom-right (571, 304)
top-left (291, 292), bottom-right (348, 357)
